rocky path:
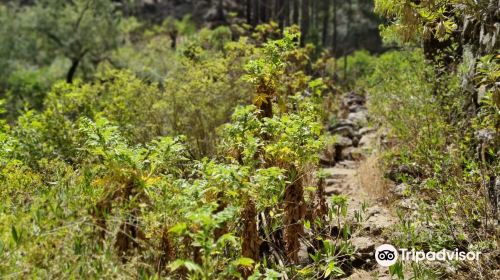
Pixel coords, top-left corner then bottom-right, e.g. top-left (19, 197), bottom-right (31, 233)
top-left (322, 91), bottom-right (398, 279)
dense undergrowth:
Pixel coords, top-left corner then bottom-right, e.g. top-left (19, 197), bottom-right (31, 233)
top-left (1, 0), bottom-right (499, 279)
top-left (359, 49), bottom-right (498, 278)
top-left (341, 28), bottom-right (498, 280)
top-left (0, 21), bottom-right (358, 277)
top-left (333, 0), bottom-right (499, 277)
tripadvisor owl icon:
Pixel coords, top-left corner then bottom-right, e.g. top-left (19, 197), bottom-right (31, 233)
top-left (375, 244), bottom-right (398, 267)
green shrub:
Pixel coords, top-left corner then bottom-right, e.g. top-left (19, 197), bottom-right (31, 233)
top-left (0, 27), bottom-right (338, 278)
top-left (363, 49), bottom-right (498, 277)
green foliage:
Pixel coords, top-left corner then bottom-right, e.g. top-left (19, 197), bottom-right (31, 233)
top-left (362, 48), bottom-right (498, 278)
top-left (32, 0), bottom-right (120, 58)
top-left (474, 55), bottom-right (500, 132)
top-left (244, 27), bottom-right (300, 109)
top-left (263, 105), bottom-right (324, 166)
top-left (375, 0), bottom-right (458, 43)
top-left (328, 50), bottom-right (377, 89)
top-left (161, 49), bottom-right (252, 156)
top-left (104, 25), bottom-right (256, 157)
top-left (365, 50), bottom-right (450, 159)
top-left (0, 25), bottom-right (335, 278)
top-left (0, 0), bottom-right (123, 120)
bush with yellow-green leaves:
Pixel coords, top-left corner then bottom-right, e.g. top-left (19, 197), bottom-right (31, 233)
top-left (0, 27), bottom-right (354, 279)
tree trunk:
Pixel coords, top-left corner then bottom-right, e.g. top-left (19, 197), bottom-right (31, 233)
top-left (283, 0), bottom-right (290, 27)
top-left (301, 0), bottom-right (310, 45)
top-left (253, 0), bottom-right (260, 25)
top-left (270, 0), bottom-right (277, 22)
top-left (246, 0), bottom-right (252, 24)
top-left (240, 200), bottom-right (260, 277)
top-left (169, 30), bottom-right (178, 49)
top-left (260, 0), bottom-right (267, 23)
top-left (313, 177), bottom-right (328, 221)
top-left (322, 0), bottom-right (330, 46)
top-left (332, 0), bottom-right (337, 56)
top-left (215, 0), bottom-right (226, 23)
top-left (66, 58), bottom-right (80, 83)
top-left (157, 227), bottom-right (174, 273)
top-left (283, 167), bottom-right (305, 264)
top-left (292, 0), bottom-right (299, 25)
top-left (272, 0), bottom-right (281, 27)
top-left (311, 0), bottom-right (317, 31)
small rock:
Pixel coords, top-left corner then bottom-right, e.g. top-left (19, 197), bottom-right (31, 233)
top-left (348, 111), bottom-right (368, 126)
top-left (325, 178), bottom-right (342, 186)
top-left (352, 138), bottom-right (360, 148)
top-left (336, 160), bottom-right (357, 169)
top-left (475, 128), bottom-right (495, 142)
top-left (350, 148), bottom-right (364, 160)
top-left (359, 133), bottom-right (376, 147)
top-left (340, 147), bottom-right (364, 161)
top-left (319, 150), bottom-right (335, 166)
top-left (325, 186), bottom-right (342, 196)
top-left (367, 208), bottom-right (381, 216)
top-left (387, 163), bottom-right (422, 181)
top-left (393, 183), bottom-right (409, 197)
top-left (399, 199), bottom-right (418, 210)
top-left (298, 241), bottom-right (309, 264)
top-left (336, 136), bottom-right (353, 147)
top-left (341, 147), bottom-right (354, 160)
top-left (350, 236), bottom-right (375, 254)
top-left (343, 93), bottom-right (365, 107)
top-left (359, 126), bottom-right (376, 135)
top-left (348, 270), bottom-right (378, 280)
top-left (335, 137), bottom-right (353, 161)
top-left (319, 156), bottom-right (333, 166)
top-left (444, 265), bottom-right (457, 275)
top-left (366, 215), bottom-right (394, 235)
top-left (334, 125), bottom-right (356, 138)
top-left (349, 104), bottom-right (365, 112)
top-left (368, 226), bottom-right (383, 236)
top-left (329, 119), bottom-right (355, 131)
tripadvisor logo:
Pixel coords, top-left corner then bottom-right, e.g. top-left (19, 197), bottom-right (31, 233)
top-left (375, 244), bottom-right (398, 266)
top-left (374, 244), bottom-right (482, 267)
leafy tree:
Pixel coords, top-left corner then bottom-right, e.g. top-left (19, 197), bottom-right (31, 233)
top-left (0, 0), bottom-right (123, 121)
top-left (31, 0), bottom-right (122, 83)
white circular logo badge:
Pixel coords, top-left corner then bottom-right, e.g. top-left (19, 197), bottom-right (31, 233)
top-left (375, 244), bottom-right (398, 267)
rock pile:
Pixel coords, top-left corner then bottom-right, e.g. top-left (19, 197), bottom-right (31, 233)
top-left (322, 91), bottom-right (376, 164)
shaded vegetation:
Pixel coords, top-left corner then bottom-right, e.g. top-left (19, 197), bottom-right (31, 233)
top-left (0, 0), bottom-right (498, 279)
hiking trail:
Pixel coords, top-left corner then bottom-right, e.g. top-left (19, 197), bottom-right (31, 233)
top-left (322, 91), bottom-right (400, 279)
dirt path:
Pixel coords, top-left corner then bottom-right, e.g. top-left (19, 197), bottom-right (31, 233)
top-left (322, 91), bottom-right (399, 279)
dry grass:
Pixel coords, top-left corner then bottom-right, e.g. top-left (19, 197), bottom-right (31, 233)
top-left (358, 153), bottom-right (392, 202)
